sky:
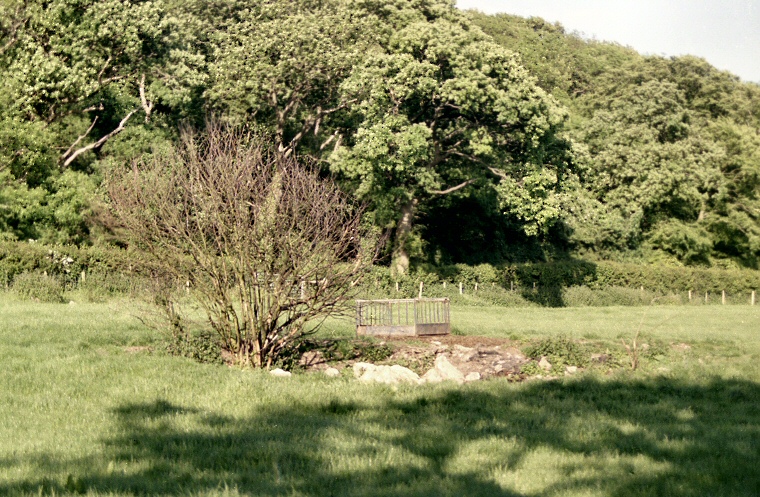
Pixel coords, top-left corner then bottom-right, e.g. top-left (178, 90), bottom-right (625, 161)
top-left (455, 0), bottom-right (760, 83)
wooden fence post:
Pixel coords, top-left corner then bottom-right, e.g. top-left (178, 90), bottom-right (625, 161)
top-left (395, 281), bottom-right (399, 293)
top-left (752, 290), bottom-right (756, 306)
top-left (443, 281), bottom-right (446, 289)
top-left (510, 281), bottom-right (514, 292)
top-left (722, 290), bottom-right (726, 305)
top-left (474, 283), bottom-right (478, 292)
top-left (705, 292), bottom-right (709, 303)
top-left (418, 281), bottom-right (423, 298)
top-left (459, 282), bottom-right (463, 295)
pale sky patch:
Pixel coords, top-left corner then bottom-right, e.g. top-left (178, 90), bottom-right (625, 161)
top-left (456, 0), bottom-right (760, 83)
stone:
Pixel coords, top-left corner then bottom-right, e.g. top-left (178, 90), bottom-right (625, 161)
top-left (269, 368), bottom-right (291, 378)
top-left (464, 372), bottom-right (481, 382)
top-left (357, 364), bottom-right (420, 385)
top-left (452, 344), bottom-right (477, 361)
top-left (565, 365), bottom-right (578, 375)
top-left (421, 368), bottom-right (445, 383)
top-left (430, 354), bottom-right (465, 383)
top-left (353, 362), bottom-right (376, 378)
top-left (299, 350), bottom-right (325, 367)
top-left (324, 367), bottom-right (340, 377)
top-left (538, 356), bottom-right (552, 371)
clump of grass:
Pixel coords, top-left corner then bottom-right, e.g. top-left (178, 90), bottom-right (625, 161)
top-left (523, 334), bottom-right (588, 371)
top-left (12, 272), bottom-right (65, 303)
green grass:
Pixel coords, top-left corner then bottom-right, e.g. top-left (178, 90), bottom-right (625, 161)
top-left (1, 295), bottom-right (759, 496)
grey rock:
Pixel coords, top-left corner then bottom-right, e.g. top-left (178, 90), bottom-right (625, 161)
top-left (538, 356), bottom-right (552, 371)
top-left (357, 364), bottom-right (420, 385)
top-left (324, 367), bottom-right (341, 377)
top-left (269, 368), bottom-right (292, 378)
top-left (464, 372), bottom-right (481, 382)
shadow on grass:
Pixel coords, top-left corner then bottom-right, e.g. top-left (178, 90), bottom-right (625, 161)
top-left (5, 376), bottom-right (759, 496)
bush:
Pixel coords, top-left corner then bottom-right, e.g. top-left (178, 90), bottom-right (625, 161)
top-left (12, 272), bottom-right (65, 303)
top-left (562, 286), bottom-right (652, 307)
top-left (167, 330), bottom-right (223, 365)
top-left (523, 335), bottom-right (588, 370)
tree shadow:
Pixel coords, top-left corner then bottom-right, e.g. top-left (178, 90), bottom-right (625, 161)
top-left (515, 258), bottom-right (598, 307)
top-left (4, 376), bottom-right (759, 496)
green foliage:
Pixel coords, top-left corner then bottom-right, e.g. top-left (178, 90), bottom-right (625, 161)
top-left (472, 12), bottom-right (760, 267)
top-left (11, 271), bottom-right (65, 303)
top-left (361, 260), bottom-right (760, 307)
top-left (1, 1), bottom-right (759, 270)
top-left (523, 334), bottom-right (588, 370)
top-left (562, 286), bottom-right (652, 307)
top-left (167, 330), bottom-right (223, 366)
top-left (328, 1), bottom-right (575, 271)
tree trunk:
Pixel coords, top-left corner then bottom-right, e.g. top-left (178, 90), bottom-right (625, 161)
top-left (392, 199), bottom-right (416, 276)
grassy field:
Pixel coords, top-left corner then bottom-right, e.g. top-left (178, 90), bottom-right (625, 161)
top-left (1, 295), bottom-right (758, 496)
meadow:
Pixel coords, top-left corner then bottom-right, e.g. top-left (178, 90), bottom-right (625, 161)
top-left (1, 294), bottom-right (758, 496)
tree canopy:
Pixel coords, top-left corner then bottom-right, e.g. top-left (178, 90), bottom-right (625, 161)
top-left (1, 1), bottom-right (759, 269)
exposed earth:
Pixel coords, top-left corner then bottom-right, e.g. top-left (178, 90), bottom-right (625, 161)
top-left (297, 335), bottom-right (541, 384)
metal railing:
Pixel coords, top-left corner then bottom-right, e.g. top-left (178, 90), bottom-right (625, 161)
top-left (355, 298), bottom-right (450, 337)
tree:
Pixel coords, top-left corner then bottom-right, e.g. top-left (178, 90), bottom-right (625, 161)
top-left (206, 0), bottom-right (370, 157)
top-left (329, 4), bottom-right (572, 274)
top-left (107, 125), bottom-right (374, 367)
top-left (0, 0), bottom-right (206, 243)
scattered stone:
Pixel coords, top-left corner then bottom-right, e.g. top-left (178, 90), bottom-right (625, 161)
top-left (538, 356), bottom-right (552, 371)
top-left (323, 367), bottom-right (340, 377)
top-left (565, 365), bottom-right (578, 375)
top-left (68, 301), bottom-right (76, 305)
top-left (270, 368), bottom-right (292, 378)
top-left (452, 344), bottom-right (478, 362)
top-left (464, 372), bottom-right (481, 382)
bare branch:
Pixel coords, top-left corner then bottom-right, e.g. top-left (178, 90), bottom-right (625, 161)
top-left (61, 116), bottom-right (99, 160)
top-left (430, 179), bottom-right (475, 195)
top-left (97, 56), bottom-right (113, 86)
top-left (107, 123), bottom-right (376, 367)
top-left (139, 73), bottom-right (154, 122)
top-left (62, 109), bottom-right (138, 167)
top-left (488, 167), bottom-right (509, 180)
top-left (319, 130), bottom-right (340, 151)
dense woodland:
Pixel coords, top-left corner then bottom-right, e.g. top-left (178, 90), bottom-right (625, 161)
top-left (1, 0), bottom-right (759, 272)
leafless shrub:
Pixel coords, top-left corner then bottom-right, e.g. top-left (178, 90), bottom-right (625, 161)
top-left (107, 123), bottom-right (376, 367)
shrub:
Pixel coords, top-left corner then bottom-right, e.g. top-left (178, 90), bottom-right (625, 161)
top-left (108, 124), bottom-right (376, 368)
top-left (167, 330), bottom-right (223, 365)
top-left (12, 272), bottom-right (65, 303)
top-left (524, 335), bottom-right (588, 370)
